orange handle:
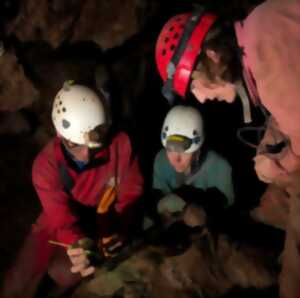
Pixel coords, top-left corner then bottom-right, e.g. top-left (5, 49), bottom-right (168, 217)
top-left (97, 186), bottom-right (117, 214)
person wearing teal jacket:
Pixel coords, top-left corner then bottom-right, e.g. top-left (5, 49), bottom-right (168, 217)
top-left (152, 105), bottom-right (234, 226)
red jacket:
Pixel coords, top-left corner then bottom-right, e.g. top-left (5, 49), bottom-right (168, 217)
top-left (32, 132), bottom-right (144, 245)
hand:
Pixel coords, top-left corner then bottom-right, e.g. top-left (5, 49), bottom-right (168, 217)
top-left (182, 204), bottom-right (206, 227)
top-left (250, 187), bottom-right (289, 230)
top-left (254, 154), bottom-right (288, 184)
top-left (67, 238), bottom-right (95, 277)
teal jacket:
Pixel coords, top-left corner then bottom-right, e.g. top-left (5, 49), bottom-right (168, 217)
top-left (153, 149), bottom-right (234, 207)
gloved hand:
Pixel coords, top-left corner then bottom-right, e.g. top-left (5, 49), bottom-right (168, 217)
top-left (99, 234), bottom-right (124, 258)
top-left (182, 204), bottom-right (207, 227)
top-left (67, 238), bottom-right (95, 277)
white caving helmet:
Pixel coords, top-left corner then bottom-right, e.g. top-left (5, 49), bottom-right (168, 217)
top-left (161, 105), bottom-right (204, 153)
top-left (52, 82), bottom-right (106, 148)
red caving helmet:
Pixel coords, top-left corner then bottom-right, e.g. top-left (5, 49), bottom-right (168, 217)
top-left (155, 10), bottom-right (217, 102)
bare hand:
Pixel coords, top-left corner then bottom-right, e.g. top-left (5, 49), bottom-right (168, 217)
top-left (67, 244), bottom-right (95, 277)
top-left (254, 154), bottom-right (288, 184)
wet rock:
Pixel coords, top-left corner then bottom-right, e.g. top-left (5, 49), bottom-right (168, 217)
top-left (0, 111), bottom-right (31, 135)
top-left (6, 0), bottom-right (82, 48)
top-left (71, 0), bottom-right (157, 50)
top-left (6, 0), bottom-right (157, 50)
top-left (0, 47), bottom-right (39, 111)
top-left (72, 229), bottom-right (277, 298)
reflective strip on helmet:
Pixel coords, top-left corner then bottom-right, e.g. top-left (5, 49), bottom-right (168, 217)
top-left (168, 135), bottom-right (185, 142)
top-left (162, 9), bottom-right (205, 100)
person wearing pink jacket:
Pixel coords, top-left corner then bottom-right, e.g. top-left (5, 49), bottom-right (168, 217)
top-left (155, 1), bottom-right (300, 297)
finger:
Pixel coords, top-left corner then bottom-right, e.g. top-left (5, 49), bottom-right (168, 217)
top-left (71, 264), bottom-right (85, 274)
top-left (67, 247), bottom-right (84, 257)
top-left (81, 266), bottom-right (96, 277)
top-left (70, 259), bottom-right (90, 273)
top-left (70, 254), bottom-right (89, 266)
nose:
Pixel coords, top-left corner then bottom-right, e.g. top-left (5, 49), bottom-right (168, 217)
top-left (175, 153), bottom-right (181, 163)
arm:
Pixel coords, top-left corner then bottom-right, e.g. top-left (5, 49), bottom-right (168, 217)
top-left (254, 117), bottom-right (293, 184)
top-left (32, 153), bottom-right (84, 245)
top-left (210, 160), bottom-right (235, 207)
top-left (152, 149), bottom-right (172, 195)
top-left (113, 133), bottom-right (144, 237)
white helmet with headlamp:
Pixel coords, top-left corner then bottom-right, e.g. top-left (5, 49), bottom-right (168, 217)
top-left (161, 105), bottom-right (204, 153)
top-left (52, 82), bottom-right (107, 148)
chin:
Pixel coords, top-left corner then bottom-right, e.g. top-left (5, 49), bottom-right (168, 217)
top-left (174, 166), bottom-right (186, 173)
top-left (77, 158), bottom-right (89, 163)
top-left (215, 95), bottom-right (235, 103)
top-left (225, 96), bottom-right (236, 103)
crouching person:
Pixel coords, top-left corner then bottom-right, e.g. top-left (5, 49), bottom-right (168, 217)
top-left (2, 83), bottom-right (143, 298)
top-left (153, 105), bottom-right (234, 229)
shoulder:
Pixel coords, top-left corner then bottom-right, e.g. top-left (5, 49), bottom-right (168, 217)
top-left (111, 131), bottom-right (131, 148)
top-left (240, 0), bottom-right (299, 51)
top-left (109, 132), bottom-right (136, 163)
top-left (33, 138), bottom-right (56, 172)
top-left (205, 150), bottom-right (232, 170)
top-left (32, 138), bottom-right (59, 183)
top-left (154, 148), bottom-right (168, 166)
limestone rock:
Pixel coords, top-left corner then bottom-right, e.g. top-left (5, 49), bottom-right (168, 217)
top-left (0, 111), bottom-right (31, 135)
top-left (71, 0), bottom-right (157, 50)
top-left (6, 0), bottom-right (82, 48)
top-left (72, 230), bottom-right (277, 298)
top-left (0, 47), bottom-right (39, 111)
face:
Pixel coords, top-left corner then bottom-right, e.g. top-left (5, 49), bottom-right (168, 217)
top-left (62, 139), bottom-right (90, 163)
top-left (166, 150), bottom-right (193, 173)
top-left (190, 73), bottom-right (237, 104)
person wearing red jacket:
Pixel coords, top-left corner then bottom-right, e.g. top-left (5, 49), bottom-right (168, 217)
top-left (2, 83), bottom-right (144, 298)
top-left (155, 2), bottom-right (300, 297)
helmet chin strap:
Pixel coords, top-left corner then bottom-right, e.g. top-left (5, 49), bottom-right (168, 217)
top-left (235, 80), bottom-right (252, 124)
